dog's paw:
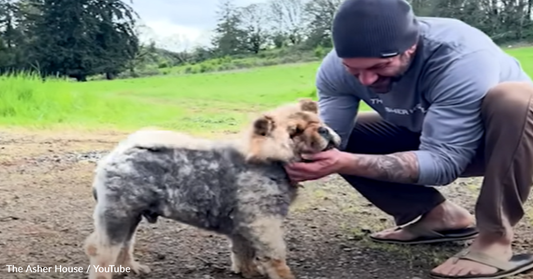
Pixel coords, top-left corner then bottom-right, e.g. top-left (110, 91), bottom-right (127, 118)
top-left (231, 262), bottom-right (262, 278)
top-left (231, 262), bottom-right (241, 274)
top-left (124, 261), bottom-right (151, 274)
top-left (241, 269), bottom-right (263, 279)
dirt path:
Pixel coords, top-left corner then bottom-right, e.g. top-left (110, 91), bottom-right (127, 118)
top-left (1, 129), bottom-right (533, 279)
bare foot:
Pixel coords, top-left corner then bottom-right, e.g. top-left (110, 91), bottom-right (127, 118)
top-left (430, 232), bottom-right (514, 277)
top-left (371, 200), bottom-right (475, 241)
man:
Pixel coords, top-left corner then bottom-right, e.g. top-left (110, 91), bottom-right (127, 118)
top-left (284, 0), bottom-right (533, 278)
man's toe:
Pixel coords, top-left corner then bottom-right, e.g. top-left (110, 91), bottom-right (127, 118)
top-left (429, 249), bottom-right (533, 278)
top-left (431, 259), bottom-right (453, 274)
top-left (446, 264), bottom-right (463, 276)
top-left (454, 266), bottom-right (473, 277)
top-left (371, 227), bottom-right (398, 236)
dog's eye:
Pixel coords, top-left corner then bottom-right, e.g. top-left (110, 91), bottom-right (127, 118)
top-left (289, 126), bottom-right (304, 138)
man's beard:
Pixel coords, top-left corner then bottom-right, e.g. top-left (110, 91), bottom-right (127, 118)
top-left (369, 76), bottom-right (401, 93)
top-left (369, 54), bottom-right (412, 94)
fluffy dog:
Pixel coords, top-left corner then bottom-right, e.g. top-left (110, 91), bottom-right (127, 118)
top-left (83, 99), bottom-right (341, 279)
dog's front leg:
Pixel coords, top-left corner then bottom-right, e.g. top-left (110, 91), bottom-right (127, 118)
top-left (243, 216), bottom-right (295, 279)
top-left (229, 234), bottom-right (262, 278)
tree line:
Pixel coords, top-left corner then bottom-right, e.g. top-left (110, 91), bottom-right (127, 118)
top-left (209, 0), bottom-right (533, 56)
top-left (1, 0), bottom-right (533, 81)
top-left (0, 0), bottom-right (142, 80)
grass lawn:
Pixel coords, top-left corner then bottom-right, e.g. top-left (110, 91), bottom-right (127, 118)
top-left (0, 63), bottom-right (338, 134)
top-left (0, 46), bottom-right (532, 134)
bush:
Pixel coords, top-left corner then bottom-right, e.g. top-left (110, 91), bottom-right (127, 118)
top-left (164, 46), bottom-right (324, 76)
top-left (314, 46), bottom-right (326, 59)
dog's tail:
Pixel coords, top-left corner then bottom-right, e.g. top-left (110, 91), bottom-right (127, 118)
top-left (117, 129), bottom-right (216, 152)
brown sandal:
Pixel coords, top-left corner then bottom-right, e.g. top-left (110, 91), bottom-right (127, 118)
top-left (429, 249), bottom-right (533, 278)
top-left (369, 222), bottom-right (478, 245)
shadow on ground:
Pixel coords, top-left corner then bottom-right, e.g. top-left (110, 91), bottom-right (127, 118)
top-left (1, 130), bottom-right (533, 279)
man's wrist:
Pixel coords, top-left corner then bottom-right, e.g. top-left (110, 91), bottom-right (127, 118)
top-left (336, 151), bottom-right (355, 174)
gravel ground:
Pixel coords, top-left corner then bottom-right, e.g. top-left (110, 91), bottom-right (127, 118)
top-left (1, 129), bottom-right (533, 279)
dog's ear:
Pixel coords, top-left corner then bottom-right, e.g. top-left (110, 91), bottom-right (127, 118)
top-left (298, 98), bottom-right (318, 114)
top-left (253, 115), bottom-right (275, 136)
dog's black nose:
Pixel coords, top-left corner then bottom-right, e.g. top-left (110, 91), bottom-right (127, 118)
top-left (318, 127), bottom-right (330, 137)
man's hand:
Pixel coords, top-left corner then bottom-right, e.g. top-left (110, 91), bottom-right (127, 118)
top-left (284, 149), bottom-right (421, 185)
top-left (284, 149), bottom-right (348, 183)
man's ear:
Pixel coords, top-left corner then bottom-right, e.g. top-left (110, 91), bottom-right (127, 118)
top-left (253, 115), bottom-right (275, 136)
top-left (298, 98), bottom-right (318, 114)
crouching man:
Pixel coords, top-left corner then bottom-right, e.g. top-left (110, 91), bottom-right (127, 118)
top-left (284, 0), bottom-right (533, 278)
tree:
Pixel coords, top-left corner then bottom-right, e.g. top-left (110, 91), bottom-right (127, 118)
top-left (240, 3), bottom-right (270, 53)
top-left (0, 0), bottom-right (30, 74)
top-left (303, 0), bottom-right (341, 48)
top-left (14, 0), bottom-right (139, 81)
top-left (211, 0), bottom-right (247, 56)
top-left (268, 0), bottom-right (305, 47)
top-left (90, 0), bottom-right (140, 80)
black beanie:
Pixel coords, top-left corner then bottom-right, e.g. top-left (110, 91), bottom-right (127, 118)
top-left (332, 0), bottom-right (420, 58)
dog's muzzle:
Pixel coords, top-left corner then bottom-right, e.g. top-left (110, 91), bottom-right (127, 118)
top-left (318, 127), bottom-right (338, 150)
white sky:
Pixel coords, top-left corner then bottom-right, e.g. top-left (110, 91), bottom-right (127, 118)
top-left (129, 0), bottom-right (268, 51)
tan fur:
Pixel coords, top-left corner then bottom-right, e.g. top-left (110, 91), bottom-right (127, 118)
top-left (240, 98), bottom-right (339, 163)
top-left (270, 259), bottom-right (294, 279)
top-left (245, 216), bottom-right (294, 279)
top-left (230, 235), bottom-right (263, 278)
top-left (116, 128), bottom-right (223, 153)
top-left (116, 98), bottom-right (339, 166)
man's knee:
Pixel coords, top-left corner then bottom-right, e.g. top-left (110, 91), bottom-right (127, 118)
top-left (482, 81), bottom-right (533, 120)
top-left (344, 111), bottom-right (420, 154)
top-left (354, 111), bottom-right (381, 124)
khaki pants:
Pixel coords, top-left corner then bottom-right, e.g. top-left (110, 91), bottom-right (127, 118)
top-left (341, 82), bottom-right (533, 235)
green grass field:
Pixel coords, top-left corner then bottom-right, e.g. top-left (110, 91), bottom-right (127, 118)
top-left (1, 46), bottom-right (532, 135)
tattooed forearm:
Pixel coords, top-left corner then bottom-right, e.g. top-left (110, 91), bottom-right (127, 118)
top-left (339, 151), bottom-right (420, 184)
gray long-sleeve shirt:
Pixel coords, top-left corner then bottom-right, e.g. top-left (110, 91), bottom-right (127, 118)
top-left (317, 17), bottom-right (532, 186)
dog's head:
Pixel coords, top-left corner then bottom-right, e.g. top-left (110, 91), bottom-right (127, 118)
top-left (243, 98), bottom-right (341, 163)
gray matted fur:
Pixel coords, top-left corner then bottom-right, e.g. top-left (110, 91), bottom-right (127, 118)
top-left (83, 99), bottom-right (341, 279)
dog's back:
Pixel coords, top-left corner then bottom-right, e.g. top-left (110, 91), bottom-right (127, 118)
top-left (92, 129), bottom-right (295, 234)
